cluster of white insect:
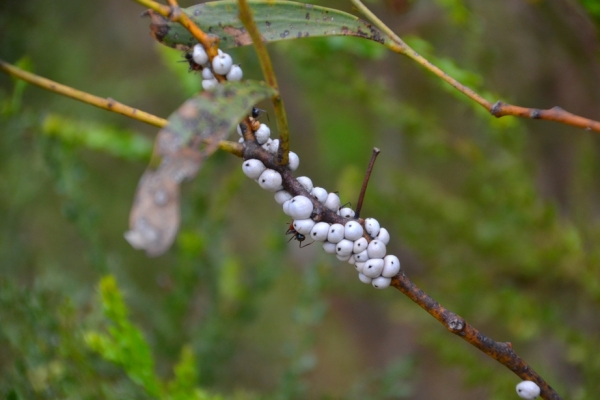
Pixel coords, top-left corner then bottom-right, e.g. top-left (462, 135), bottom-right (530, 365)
top-left (189, 43), bottom-right (243, 90)
top-left (240, 121), bottom-right (401, 289)
top-left (516, 381), bottom-right (540, 399)
top-left (188, 43), bottom-right (402, 286)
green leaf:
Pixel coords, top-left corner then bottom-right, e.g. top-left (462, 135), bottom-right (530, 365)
top-left (126, 80), bottom-right (277, 257)
top-left (147, 0), bottom-right (393, 50)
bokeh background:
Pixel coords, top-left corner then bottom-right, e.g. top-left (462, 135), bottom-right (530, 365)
top-left (1, 0), bottom-right (600, 399)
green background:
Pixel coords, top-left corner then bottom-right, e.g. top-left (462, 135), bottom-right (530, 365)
top-left (1, 0), bottom-right (600, 399)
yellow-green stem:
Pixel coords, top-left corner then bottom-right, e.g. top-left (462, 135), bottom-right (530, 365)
top-left (350, 0), bottom-right (492, 111)
top-left (0, 59), bottom-right (242, 155)
top-left (237, 0), bottom-right (290, 165)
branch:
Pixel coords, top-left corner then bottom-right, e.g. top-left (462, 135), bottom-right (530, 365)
top-left (0, 59), bottom-right (242, 156)
top-left (350, 0), bottom-right (600, 133)
top-left (0, 59), bottom-right (166, 128)
top-left (240, 138), bottom-right (562, 399)
top-left (237, 0), bottom-right (290, 165)
top-left (391, 273), bottom-right (562, 400)
top-left (135, 0), bottom-right (225, 81)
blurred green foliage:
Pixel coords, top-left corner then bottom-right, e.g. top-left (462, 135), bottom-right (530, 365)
top-left (1, 0), bottom-right (600, 399)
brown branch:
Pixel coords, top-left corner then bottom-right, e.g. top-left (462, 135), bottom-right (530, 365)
top-left (490, 102), bottom-right (600, 131)
top-left (241, 138), bottom-right (562, 399)
top-left (237, 0), bottom-right (290, 166)
top-left (391, 272), bottom-right (562, 400)
top-left (350, 0), bottom-right (600, 133)
top-left (135, 0), bottom-right (224, 81)
top-left (355, 147), bottom-right (380, 219)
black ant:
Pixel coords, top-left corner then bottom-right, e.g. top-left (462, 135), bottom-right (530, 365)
top-left (181, 52), bottom-right (202, 73)
top-left (251, 107), bottom-right (270, 122)
top-left (286, 223), bottom-right (312, 248)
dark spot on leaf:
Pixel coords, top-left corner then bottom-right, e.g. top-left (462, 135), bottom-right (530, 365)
top-left (297, 31), bottom-right (302, 38)
top-left (304, 32), bottom-right (309, 37)
top-left (306, 12), bottom-right (310, 20)
top-left (266, 21), bottom-right (271, 28)
top-left (194, 9), bottom-right (201, 16)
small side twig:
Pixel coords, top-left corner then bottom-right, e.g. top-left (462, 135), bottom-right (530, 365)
top-left (354, 147), bottom-right (380, 219)
top-left (391, 273), bottom-right (562, 400)
top-left (0, 59), bottom-right (242, 156)
top-left (350, 0), bottom-right (600, 134)
top-left (237, 0), bottom-right (290, 166)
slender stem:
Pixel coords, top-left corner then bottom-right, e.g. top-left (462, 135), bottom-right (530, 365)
top-left (0, 59), bottom-right (242, 156)
top-left (350, 0), bottom-right (600, 133)
top-left (237, 0), bottom-right (290, 165)
top-left (0, 59), bottom-right (166, 128)
top-left (391, 273), bottom-right (562, 400)
top-left (355, 147), bottom-right (381, 219)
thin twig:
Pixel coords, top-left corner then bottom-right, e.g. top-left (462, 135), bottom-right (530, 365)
top-left (0, 59), bottom-right (166, 128)
top-left (0, 59), bottom-right (242, 156)
top-left (134, 0), bottom-right (224, 81)
top-left (237, 0), bottom-right (290, 165)
top-left (240, 138), bottom-right (562, 400)
top-left (350, 0), bottom-right (600, 133)
top-left (354, 147), bottom-right (380, 219)
top-left (391, 273), bottom-right (562, 400)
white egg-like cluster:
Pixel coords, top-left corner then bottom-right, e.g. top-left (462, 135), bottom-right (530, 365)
top-left (190, 44), bottom-right (244, 92)
top-left (240, 147), bottom-right (400, 288)
top-left (516, 381), bottom-right (540, 399)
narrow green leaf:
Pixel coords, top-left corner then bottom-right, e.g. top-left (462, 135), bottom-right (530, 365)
top-left (126, 80), bottom-right (276, 257)
top-left (147, 0), bottom-right (393, 50)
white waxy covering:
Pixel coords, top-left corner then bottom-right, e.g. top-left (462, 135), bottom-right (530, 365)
top-left (226, 64), bottom-right (243, 81)
top-left (354, 250), bottom-right (369, 262)
top-left (287, 151), bottom-right (300, 171)
top-left (287, 196), bottom-right (314, 220)
top-left (516, 381), bottom-right (541, 399)
top-left (339, 207), bottom-right (355, 218)
top-left (202, 78), bottom-right (218, 91)
top-left (274, 190), bottom-right (292, 205)
top-left (382, 255), bottom-right (401, 277)
top-left (335, 239), bottom-right (354, 256)
top-left (310, 222), bottom-right (330, 241)
top-left (311, 187), bottom-right (328, 203)
top-left (327, 223), bottom-right (345, 243)
top-left (297, 176), bottom-right (313, 192)
top-left (344, 221), bottom-right (363, 241)
top-left (372, 276), bottom-right (391, 289)
top-left (354, 261), bottom-right (365, 273)
top-left (212, 52), bottom-right (233, 75)
top-left (322, 241), bottom-right (336, 254)
top-left (358, 273), bottom-right (372, 284)
top-left (242, 159), bottom-right (266, 179)
top-left (324, 192), bottom-right (341, 211)
top-left (255, 124), bottom-right (270, 144)
top-left (353, 237), bottom-right (368, 254)
top-left (336, 253), bottom-right (351, 261)
top-left (293, 219), bottom-right (316, 235)
top-left (192, 44), bottom-right (208, 65)
top-left (367, 240), bottom-right (387, 259)
top-left (257, 169), bottom-right (282, 191)
top-left (365, 218), bottom-right (381, 237)
top-left (376, 227), bottom-right (390, 245)
top-left (362, 258), bottom-right (384, 278)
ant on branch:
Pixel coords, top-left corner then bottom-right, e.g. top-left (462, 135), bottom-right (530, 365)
top-left (180, 52), bottom-right (202, 73)
top-left (286, 223), bottom-right (313, 248)
top-left (251, 107), bottom-right (269, 122)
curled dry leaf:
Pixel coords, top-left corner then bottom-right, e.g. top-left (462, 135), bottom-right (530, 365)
top-left (146, 0), bottom-right (392, 51)
top-left (125, 81), bottom-right (277, 256)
